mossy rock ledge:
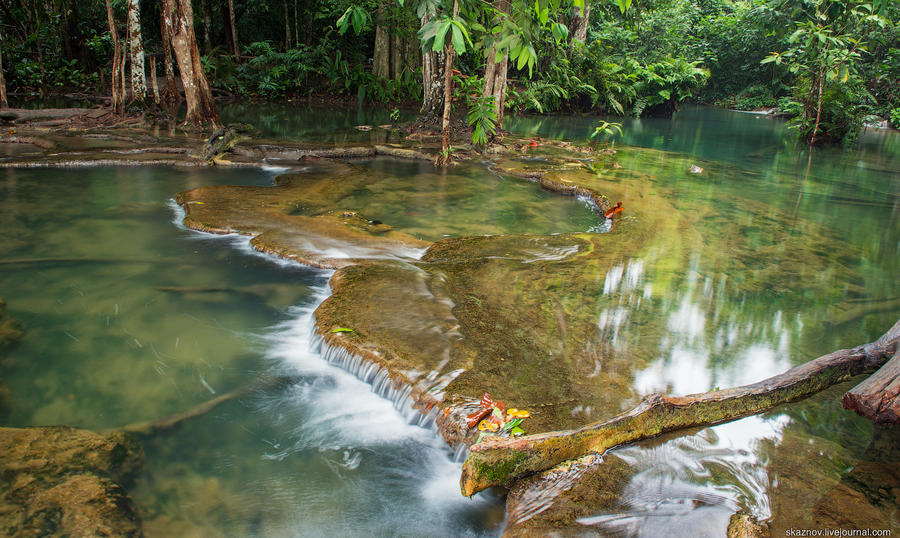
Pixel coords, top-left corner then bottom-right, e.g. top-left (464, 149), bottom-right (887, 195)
top-left (0, 426), bottom-right (145, 537)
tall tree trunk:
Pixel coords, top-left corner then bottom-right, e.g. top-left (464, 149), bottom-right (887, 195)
top-left (159, 4), bottom-right (179, 108)
top-left (373, 3), bottom-right (390, 79)
top-left (282, 0), bottom-right (292, 50)
top-left (104, 0), bottom-right (125, 114)
top-left (418, 14), bottom-right (445, 128)
top-left (127, 0), bottom-right (147, 106)
top-left (200, 0), bottom-right (212, 54)
top-left (162, 0), bottom-right (221, 129)
top-left (0, 31), bottom-right (8, 109)
top-left (150, 56), bottom-right (160, 104)
top-left (481, 0), bottom-right (510, 132)
top-left (438, 0), bottom-right (459, 164)
top-left (31, 0), bottom-right (46, 97)
top-left (568, 0), bottom-right (590, 43)
top-left (391, 33), bottom-right (402, 79)
top-left (226, 0), bottom-right (239, 59)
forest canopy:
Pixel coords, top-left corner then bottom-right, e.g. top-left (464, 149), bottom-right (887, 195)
top-left (0, 0), bottom-right (896, 143)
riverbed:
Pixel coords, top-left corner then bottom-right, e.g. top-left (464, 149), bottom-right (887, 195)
top-left (1, 105), bottom-right (898, 536)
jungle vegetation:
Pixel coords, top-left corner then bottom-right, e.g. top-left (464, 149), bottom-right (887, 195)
top-left (0, 0), bottom-right (896, 144)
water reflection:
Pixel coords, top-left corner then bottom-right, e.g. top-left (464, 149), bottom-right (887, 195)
top-left (578, 415), bottom-right (789, 537)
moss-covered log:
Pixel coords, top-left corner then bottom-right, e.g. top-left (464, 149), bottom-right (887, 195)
top-left (460, 318), bottom-right (900, 496)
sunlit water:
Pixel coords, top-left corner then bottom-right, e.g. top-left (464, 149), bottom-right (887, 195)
top-left (1, 105), bottom-right (898, 536)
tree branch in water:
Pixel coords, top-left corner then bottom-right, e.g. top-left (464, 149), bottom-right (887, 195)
top-left (460, 319), bottom-right (900, 496)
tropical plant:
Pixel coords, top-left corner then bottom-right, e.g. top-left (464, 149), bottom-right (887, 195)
top-left (762, 0), bottom-right (890, 144)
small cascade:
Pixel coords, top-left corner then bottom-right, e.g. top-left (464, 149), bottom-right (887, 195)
top-left (312, 331), bottom-right (443, 432)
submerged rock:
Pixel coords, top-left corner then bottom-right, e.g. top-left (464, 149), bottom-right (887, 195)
top-left (0, 426), bottom-right (145, 537)
top-left (0, 298), bottom-right (24, 419)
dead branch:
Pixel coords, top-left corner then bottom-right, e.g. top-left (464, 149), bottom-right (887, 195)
top-left (460, 319), bottom-right (900, 496)
top-left (843, 346), bottom-right (900, 424)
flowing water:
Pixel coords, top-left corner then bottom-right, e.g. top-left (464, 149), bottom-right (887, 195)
top-left (1, 105), bottom-right (898, 536)
top-left (0, 161), bottom-right (596, 535)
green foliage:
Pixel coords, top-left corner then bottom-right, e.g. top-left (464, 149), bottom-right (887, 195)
top-left (336, 5), bottom-right (371, 36)
top-left (467, 96), bottom-right (498, 147)
top-left (732, 84), bottom-right (779, 111)
top-left (589, 120), bottom-right (623, 139)
top-left (890, 108), bottom-right (900, 129)
top-left (762, 0), bottom-right (891, 143)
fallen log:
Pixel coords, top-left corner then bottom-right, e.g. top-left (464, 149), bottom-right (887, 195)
top-left (842, 346), bottom-right (900, 424)
top-left (460, 319), bottom-right (900, 496)
top-left (0, 107), bottom-right (102, 124)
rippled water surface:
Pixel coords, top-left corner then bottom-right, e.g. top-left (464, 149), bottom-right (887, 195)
top-left (1, 105), bottom-right (898, 536)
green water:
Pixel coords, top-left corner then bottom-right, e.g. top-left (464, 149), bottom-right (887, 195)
top-left (0, 163), bottom-right (596, 535)
top-left (1, 105), bottom-right (898, 536)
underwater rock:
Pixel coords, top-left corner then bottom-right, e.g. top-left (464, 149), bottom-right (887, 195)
top-left (0, 298), bottom-right (24, 419)
top-left (0, 426), bottom-right (145, 537)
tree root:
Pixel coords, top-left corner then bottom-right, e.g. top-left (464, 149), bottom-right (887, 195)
top-left (119, 374), bottom-right (301, 437)
top-left (460, 319), bottom-right (900, 496)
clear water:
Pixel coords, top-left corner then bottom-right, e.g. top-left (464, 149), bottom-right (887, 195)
top-left (0, 162), bottom-right (593, 535)
top-left (506, 106), bottom-right (900, 534)
top-left (1, 105), bottom-right (898, 536)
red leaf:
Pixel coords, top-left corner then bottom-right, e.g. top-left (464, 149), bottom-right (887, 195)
top-left (604, 202), bottom-right (623, 219)
top-left (466, 408), bottom-right (492, 428)
top-left (480, 393), bottom-right (495, 409)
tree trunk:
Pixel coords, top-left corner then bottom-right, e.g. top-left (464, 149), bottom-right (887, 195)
top-left (481, 0), bottom-right (510, 132)
top-left (460, 318), bottom-right (900, 496)
top-left (200, 0), bottom-right (212, 54)
top-left (568, 0), bottom-right (591, 43)
top-left (373, 3), bottom-right (390, 79)
top-left (418, 15), bottom-right (445, 129)
top-left (391, 33), bottom-right (402, 79)
top-left (127, 0), bottom-right (147, 106)
top-left (437, 0), bottom-right (459, 164)
top-left (104, 0), bottom-right (125, 114)
top-left (226, 0), bottom-right (239, 59)
top-left (0, 31), bottom-right (8, 109)
top-left (481, 47), bottom-right (509, 131)
top-left (150, 56), bottom-right (160, 104)
top-left (31, 0), bottom-right (46, 97)
top-left (159, 4), bottom-right (179, 108)
top-left (282, 0), bottom-right (292, 50)
top-left (162, 0), bottom-right (221, 129)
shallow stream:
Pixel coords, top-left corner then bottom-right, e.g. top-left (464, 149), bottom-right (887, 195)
top-left (1, 105), bottom-right (898, 536)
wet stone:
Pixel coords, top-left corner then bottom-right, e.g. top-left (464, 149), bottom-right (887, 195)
top-left (0, 426), bottom-right (145, 537)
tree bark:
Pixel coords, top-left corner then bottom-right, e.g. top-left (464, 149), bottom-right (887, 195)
top-left (373, 3), bottom-right (390, 79)
top-left (282, 0), bottom-right (292, 50)
top-left (226, 0), bottom-right (239, 59)
top-left (568, 0), bottom-right (591, 43)
top-left (418, 18), bottom-right (445, 129)
top-left (481, 0), bottom-right (510, 132)
top-left (437, 0), bottom-right (459, 164)
top-left (127, 0), bottom-right (147, 106)
top-left (162, 0), bottom-right (221, 129)
top-left (200, 0), bottom-right (212, 54)
top-left (460, 318), bottom-right (900, 496)
top-left (159, 4), bottom-right (179, 108)
top-left (0, 31), bottom-right (8, 109)
top-left (391, 33), bottom-right (402, 79)
top-left (150, 56), bottom-right (160, 104)
top-left (104, 0), bottom-right (125, 114)
top-left (843, 346), bottom-right (900, 424)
